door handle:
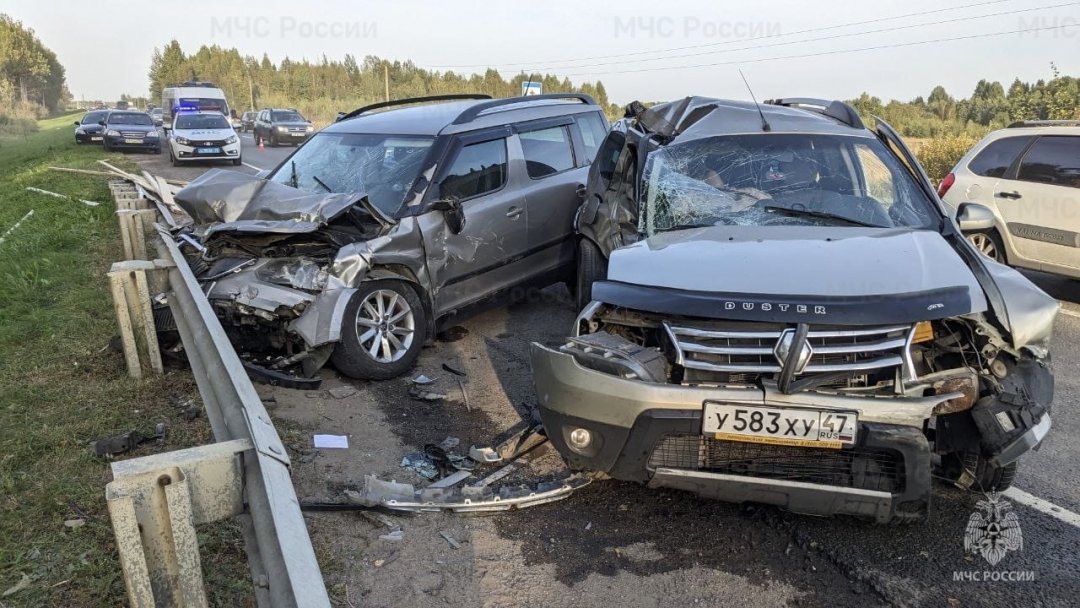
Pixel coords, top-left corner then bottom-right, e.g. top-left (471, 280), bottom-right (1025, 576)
top-left (995, 191), bottom-right (1022, 200)
top-left (575, 184), bottom-right (587, 200)
top-left (506, 206), bottom-right (523, 219)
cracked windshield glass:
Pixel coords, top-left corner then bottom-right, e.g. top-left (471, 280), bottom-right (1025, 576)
top-left (269, 132), bottom-right (434, 214)
top-left (643, 133), bottom-right (938, 234)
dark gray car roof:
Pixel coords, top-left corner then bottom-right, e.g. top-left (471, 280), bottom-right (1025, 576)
top-left (644, 97), bottom-right (874, 143)
top-left (322, 98), bottom-right (602, 137)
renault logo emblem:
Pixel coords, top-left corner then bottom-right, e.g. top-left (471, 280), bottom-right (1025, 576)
top-left (774, 328), bottom-right (813, 375)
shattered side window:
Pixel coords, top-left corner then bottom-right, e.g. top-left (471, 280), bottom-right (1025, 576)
top-left (641, 133), bottom-right (937, 235)
top-left (268, 132), bottom-right (435, 215)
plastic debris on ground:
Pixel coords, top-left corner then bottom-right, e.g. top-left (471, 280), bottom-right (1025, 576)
top-left (401, 452), bottom-right (439, 480)
top-left (411, 374), bottom-right (435, 385)
top-left (314, 434), bottom-right (349, 449)
top-left (440, 531), bottom-right (462, 549)
top-left (379, 530), bottom-right (404, 542)
top-left (408, 385), bottom-right (446, 402)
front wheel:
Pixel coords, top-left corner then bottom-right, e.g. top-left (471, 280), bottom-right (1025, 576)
top-left (948, 451), bottom-right (1018, 492)
top-left (331, 280), bottom-right (426, 380)
top-left (574, 238), bottom-right (607, 311)
top-left (965, 230), bottom-right (1006, 264)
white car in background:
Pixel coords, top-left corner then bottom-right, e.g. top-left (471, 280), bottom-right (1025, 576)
top-left (939, 121), bottom-right (1080, 278)
top-left (167, 111), bottom-right (242, 167)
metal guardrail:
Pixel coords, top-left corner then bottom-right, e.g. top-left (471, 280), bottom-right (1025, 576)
top-left (103, 177), bottom-right (330, 607)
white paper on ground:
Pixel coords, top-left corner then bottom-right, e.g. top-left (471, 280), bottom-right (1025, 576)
top-left (313, 434), bottom-right (349, 449)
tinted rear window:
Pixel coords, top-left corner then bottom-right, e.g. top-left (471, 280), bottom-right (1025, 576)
top-left (1017, 136), bottom-right (1080, 188)
top-left (968, 136), bottom-right (1032, 178)
top-left (520, 126), bottom-right (574, 178)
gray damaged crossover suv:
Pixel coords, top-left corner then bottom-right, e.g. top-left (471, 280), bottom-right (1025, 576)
top-left (172, 94), bottom-right (609, 383)
top-left (531, 96), bottom-right (1058, 523)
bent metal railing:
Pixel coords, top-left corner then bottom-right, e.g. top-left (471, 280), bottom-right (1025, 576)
top-left (104, 178), bottom-right (329, 607)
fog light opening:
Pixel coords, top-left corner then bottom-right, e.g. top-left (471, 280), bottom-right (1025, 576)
top-left (568, 428), bottom-right (592, 451)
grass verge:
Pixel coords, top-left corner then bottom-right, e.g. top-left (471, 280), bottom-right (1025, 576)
top-left (0, 114), bottom-right (251, 606)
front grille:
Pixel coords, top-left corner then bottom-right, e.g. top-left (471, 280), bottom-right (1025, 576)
top-left (190, 139), bottom-right (229, 147)
top-left (664, 321), bottom-right (912, 379)
top-left (648, 434), bottom-right (904, 493)
top-left (120, 131), bottom-right (148, 138)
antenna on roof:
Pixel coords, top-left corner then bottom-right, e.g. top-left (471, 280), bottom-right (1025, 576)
top-left (739, 69), bottom-right (771, 132)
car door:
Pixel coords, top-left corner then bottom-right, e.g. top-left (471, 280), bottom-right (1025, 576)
top-left (514, 118), bottom-right (587, 276)
top-left (418, 127), bottom-right (531, 315)
top-left (994, 134), bottom-right (1080, 271)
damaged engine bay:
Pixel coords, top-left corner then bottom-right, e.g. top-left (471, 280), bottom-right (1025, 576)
top-left (172, 169), bottom-right (403, 386)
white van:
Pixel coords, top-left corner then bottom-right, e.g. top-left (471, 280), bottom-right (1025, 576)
top-left (161, 81), bottom-right (231, 132)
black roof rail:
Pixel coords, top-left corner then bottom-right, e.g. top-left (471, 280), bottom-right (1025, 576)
top-left (336, 94), bottom-right (492, 122)
top-left (1008, 119), bottom-right (1080, 128)
top-left (765, 97), bottom-right (865, 130)
top-left (450, 93), bottom-right (598, 125)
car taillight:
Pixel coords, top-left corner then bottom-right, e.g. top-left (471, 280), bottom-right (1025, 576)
top-left (937, 172), bottom-right (955, 198)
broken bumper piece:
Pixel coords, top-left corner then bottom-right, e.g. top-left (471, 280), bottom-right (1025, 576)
top-left (344, 473), bottom-right (593, 513)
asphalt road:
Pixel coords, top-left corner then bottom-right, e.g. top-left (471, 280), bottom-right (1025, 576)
top-left (124, 143), bottom-right (1080, 606)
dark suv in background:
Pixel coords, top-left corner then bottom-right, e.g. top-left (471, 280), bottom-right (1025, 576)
top-left (239, 111), bottom-right (257, 132)
top-left (253, 108), bottom-right (314, 146)
top-left (173, 93), bottom-right (609, 382)
top-left (102, 111), bottom-right (161, 153)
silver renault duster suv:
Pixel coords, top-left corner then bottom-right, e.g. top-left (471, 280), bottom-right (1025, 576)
top-left (531, 97), bottom-right (1058, 523)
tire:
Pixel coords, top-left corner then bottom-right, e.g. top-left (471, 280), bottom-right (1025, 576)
top-left (965, 230), bottom-right (1006, 264)
top-left (269, 133), bottom-right (278, 147)
top-left (575, 238), bottom-right (607, 311)
top-left (103, 141), bottom-right (112, 152)
top-left (254, 132), bottom-right (262, 146)
top-left (170, 149), bottom-right (180, 167)
top-left (331, 280), bottom-right (427, 380)
top-left (232, 157), bottom-right (242, 166)
top-left (954, 451), bottom-right (1018, 492)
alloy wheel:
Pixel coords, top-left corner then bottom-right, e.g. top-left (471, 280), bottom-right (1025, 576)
top-left (354, 289), bottom-right (416, 363)
top-left (967, 233), bottom-right (1001, 262)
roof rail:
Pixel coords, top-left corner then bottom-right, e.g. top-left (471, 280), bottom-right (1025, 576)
top-left (765, 98), bottom-right (865, 130)
top-left (451, 93), bottom-right (598, 125)
top-left (175, 81), bottom-right (217, 88)
top-left (1008, 119), bottom-right (1080, 128)
top-left (336, 94), bottom-right (493, 122)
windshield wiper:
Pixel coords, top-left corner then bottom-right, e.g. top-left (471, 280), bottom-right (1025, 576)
top-left (762, 205), bottom-right (881, 228)
top-left (653, 222), bottom-right (722, 233)
top-left (312, 174), bottom-right (331, 192)
top-left (288, 160), bottom-right (299, 188)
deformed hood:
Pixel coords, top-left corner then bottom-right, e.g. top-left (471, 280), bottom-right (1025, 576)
top-left (174, 169), bottom-right (388, 237)
top-left (598, 226), bottom-right (990, 325)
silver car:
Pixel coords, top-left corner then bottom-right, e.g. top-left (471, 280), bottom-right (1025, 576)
top-left (532, 96), bottom-right (1057, 523)
top-left (172, 94), bottom-right (609, 382)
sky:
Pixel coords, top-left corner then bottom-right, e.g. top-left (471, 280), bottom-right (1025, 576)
top-left (3, 0), bottom-right (1079, 105)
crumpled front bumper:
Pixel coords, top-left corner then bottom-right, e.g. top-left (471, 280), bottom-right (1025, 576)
top-left (530, 342), bottom-right (947, 522)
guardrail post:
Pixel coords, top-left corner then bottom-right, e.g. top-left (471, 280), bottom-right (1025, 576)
top-left (108, 259), bottom-right (172, 377)
top-left (106, 440), bottom-right (251, 607)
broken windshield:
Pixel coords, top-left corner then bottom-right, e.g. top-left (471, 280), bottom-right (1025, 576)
top-left (641, 133), bottom-right (937, 234)
top-left (268, 132), bottom-right (434, 215)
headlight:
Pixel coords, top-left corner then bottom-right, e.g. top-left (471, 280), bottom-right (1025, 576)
top-left (75, 128), bottom-right (85, 134)
top-left (106, 129), bottom-right (121, 137)
top-left (305, 125), bottom-right (314, 132)
top-left (225, 135), bottom-right (238, 144)
top-left (175, 136), bottom-right (190, 145)
top-left (256, 259), bottom-right (328, 291)
top-left (276, 125), bottom-right (288, 132)
top-left (145, 130), bottom-right (159, 138)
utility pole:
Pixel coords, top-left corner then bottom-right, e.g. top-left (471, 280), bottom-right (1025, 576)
top-left (384, 64), bottom-right (390, 102)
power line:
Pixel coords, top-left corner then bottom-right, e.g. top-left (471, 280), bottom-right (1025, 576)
top-left (428, 0), bottom-right (1015, 69)
top-left (552, 22), bottom-right (1080, 77)
top-left (512, 1), bottom-right (1078, 74)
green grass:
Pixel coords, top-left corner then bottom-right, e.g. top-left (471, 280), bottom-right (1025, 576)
top-left (0, 115), bottom-right (250, 606)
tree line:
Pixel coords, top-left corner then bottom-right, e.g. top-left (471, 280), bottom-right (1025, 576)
top-left (148, 41), bottom-right (621, 123)
top-left (0, 14), bottom-right (69, 137)
top-left (848, 64), bottom-right (1080, 139)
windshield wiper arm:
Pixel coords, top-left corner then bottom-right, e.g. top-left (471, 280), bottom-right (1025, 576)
top-left (763, 205), bottom-right (881, 228)
top-left (289, 160), bottom-right (299, 188)
top-left (312, 174), bottom-right (331, 192)
top-left (654, 223), bottom-right (720, 233)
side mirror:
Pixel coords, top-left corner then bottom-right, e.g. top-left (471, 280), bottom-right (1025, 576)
top-left (73, 120), bottom-right (80, 126)
top-left (98, 121), bottom-right (106, 126)
top-left (956, 203), bottom-right (995, 232)
top-left (431, 198), bottom-right (465, 235)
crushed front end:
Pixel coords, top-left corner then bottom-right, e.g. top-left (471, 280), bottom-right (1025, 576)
top-left (532, 289), bottom-right (1055, 523)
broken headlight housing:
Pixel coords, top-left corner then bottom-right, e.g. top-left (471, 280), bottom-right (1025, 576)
top-left (256, 258), bottom-right (329, 292)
